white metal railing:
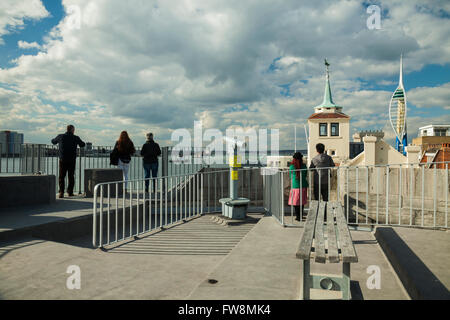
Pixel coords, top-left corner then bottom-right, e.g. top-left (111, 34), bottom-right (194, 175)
top-left (92, 161), bottom-right (450, 248)
top-left (92, 167), bottom-right (264, 248)
top-left (265, 162), bottom-right (450, 229)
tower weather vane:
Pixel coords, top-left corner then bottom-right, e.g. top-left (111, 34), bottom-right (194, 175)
top-left (324, 58), bottom-right (330, 78)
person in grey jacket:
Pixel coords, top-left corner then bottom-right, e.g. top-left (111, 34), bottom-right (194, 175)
top-left (309, 143), bottom-right (335, 201)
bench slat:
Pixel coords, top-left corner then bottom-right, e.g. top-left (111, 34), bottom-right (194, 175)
top-left (314, 201), bottom-right (326, 263)
top-left (326, 202), bottom-right (340, 263)
top-left (332, 201), bottom-right (358, 263)
top-left (296, 200), bottom-right (319, 260)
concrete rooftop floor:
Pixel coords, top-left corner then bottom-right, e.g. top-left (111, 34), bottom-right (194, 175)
top-left (0, 210), bottom-right (426, 300)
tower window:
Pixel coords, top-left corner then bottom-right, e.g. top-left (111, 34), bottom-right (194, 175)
top-left (331, 123), bottom-right (339, 136)
top-left (319, 123), bottom-right (327, 136)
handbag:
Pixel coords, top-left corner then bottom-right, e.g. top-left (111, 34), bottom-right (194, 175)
top-left (110, 147), bottom-right (119, 166)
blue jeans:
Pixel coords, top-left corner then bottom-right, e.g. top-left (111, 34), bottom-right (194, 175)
top-left (144, 162), bottom-right (158, 191)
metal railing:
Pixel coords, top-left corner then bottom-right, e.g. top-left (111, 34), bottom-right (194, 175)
top-left (0, 144), bottom-right (213, 193)
top-left (0, 143), bottom-right (23, 174)
top-left (92, 167), bottom-right (265, 248)
top-left (92, 160), bottom-right (450, 248)
top-left (265, 162), bottom-right (450, 230)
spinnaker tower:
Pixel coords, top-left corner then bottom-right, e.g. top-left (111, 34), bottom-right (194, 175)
top-left (389, 55), bottom-right (408, 155)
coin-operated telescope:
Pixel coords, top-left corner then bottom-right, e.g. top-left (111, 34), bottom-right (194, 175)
top-left (219, 137), bottom-right (250, 220)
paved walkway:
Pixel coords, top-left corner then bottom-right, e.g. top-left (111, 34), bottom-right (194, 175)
top-left (188, 217), bottom-right (409, 300)
top-left (0, 215), bottom-right (257, 299)
top-left (0, 213), bottom-right (410, 300)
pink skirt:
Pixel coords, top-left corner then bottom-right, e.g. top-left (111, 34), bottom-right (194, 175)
top-left (288, 188), bottom-right (308, 206)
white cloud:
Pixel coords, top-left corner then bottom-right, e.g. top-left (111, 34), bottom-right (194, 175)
top-left (0, 0), bottom-right (49, 44)
top-left (0, 0), bottom-right (449, 148)
top-left (408, 83), bottom-right (450, 110)
top-left (17, 40), bottom-right (41, 50)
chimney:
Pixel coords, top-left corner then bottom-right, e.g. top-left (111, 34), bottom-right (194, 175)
top-left (363, 135), bottom-right (377, 166)
top-left (405, 145), bottom-right (421, 166)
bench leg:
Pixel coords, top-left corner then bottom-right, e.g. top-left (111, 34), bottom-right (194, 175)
top-left (342, 262), bottom-right (351, 300)
top-left (303, 260), bottom-right (311, 300)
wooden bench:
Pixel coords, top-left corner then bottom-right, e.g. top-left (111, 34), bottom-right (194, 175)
top-left (296, 200), bottom-right (358, 300)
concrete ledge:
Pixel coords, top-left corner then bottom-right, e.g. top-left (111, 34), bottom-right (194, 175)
top-left (84, 169), bottom-right (123, 198)
top-left (0, 213), bottom-right (93, 243)
top-left (0, 201), bottom-right (144, 244)
top-left (375, 227), bottom-right (450, 300)
top-left (0, 175), bottom-right (55, 209)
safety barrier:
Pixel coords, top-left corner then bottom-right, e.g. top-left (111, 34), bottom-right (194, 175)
top-left (265, 162), bottom-right (449, 229)
top-left (92, 167), bottom-right (265, 248)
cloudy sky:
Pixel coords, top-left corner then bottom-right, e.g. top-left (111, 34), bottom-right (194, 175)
top-left (0, 0), bottom-right (449, 149)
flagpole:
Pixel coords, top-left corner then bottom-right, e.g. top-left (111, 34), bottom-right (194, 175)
top-left (294, 125), bottom-right (297, 152)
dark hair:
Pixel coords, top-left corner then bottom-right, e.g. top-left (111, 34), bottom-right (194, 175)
top-left (293, 152), bottom-right (303, 161)
top-left (67, 125), bottom-right (75, 132)
top-left (316, 143), bottom-right (325, 154)
top-left (292, 152), bottom-right (303, 180)
top-left (117, 131), bottom-right (135, 154)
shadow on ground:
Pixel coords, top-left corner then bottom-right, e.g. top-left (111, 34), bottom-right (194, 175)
top-left (0, 237), bottom-right (46, 260)
top-left (103, 215), bottom-right (259, 256)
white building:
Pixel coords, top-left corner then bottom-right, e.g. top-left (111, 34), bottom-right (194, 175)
top-left (307, 61), bottom-right (350, 165)
top-left (266, 155), bottom-right (293, 168)
top-left (418, 125), bottom-right (450, 137)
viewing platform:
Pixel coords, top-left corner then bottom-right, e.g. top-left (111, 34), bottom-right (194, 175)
top-left (0, 195), bottom-right (448, 300)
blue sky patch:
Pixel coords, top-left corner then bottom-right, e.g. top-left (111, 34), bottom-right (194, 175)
top-left (0, 0), bottom-right (64, 68)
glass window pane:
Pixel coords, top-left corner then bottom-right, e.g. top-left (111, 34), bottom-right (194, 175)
top-left (320, 123), bottom-right (327, 136)
top-left (331, 123), bottom-right (339, 136)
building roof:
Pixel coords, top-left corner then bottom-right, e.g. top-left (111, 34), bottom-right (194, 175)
top-left (308, 112), bottom-right (349, 120)
top-left (419, 124), bottom-right (450, 130)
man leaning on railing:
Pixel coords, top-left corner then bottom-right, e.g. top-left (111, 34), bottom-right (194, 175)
top-left (51, 124), bottom-right (86, 198)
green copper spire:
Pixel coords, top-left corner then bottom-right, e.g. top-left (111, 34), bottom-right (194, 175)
top-left (317, 58), bottom-right (338, 108)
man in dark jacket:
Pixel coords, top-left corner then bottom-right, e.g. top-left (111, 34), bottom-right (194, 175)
top-left (310, 143), bottom-right (335, 201)
top-left (141, 133), bottom-right (161, 192)
top-left (51, 125), bottom-right (85, 198)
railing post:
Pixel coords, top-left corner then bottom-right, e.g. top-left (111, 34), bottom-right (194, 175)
top-left (162, 146), bottom-right (169, 192)
top-left (162, 147), bottom-right (169, 177)
top-left (399, 164), bottom-right (402, 225)
top-left (93, 184), bottom-right (98, 247)
top-left (409, 165), bottom-right (413, 226)
top-left (31, 144), bottom-right (35, 173)
top-left (433, 166), bottom-right (437, 227)
top-left (99, 185), bottom-right (103, 248)
top-left (446, 163), bottom-right (448, 228)
top-left (356, 167), bottom-right (359, 224)
top-left (281, 170), bottom-right (284, 226)
top-left (421, 165), bottom-right (424, 227)
top-left (366, 166), bottom-right (369, 225)
top-left (79, 147), bottom-right (83, 194)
